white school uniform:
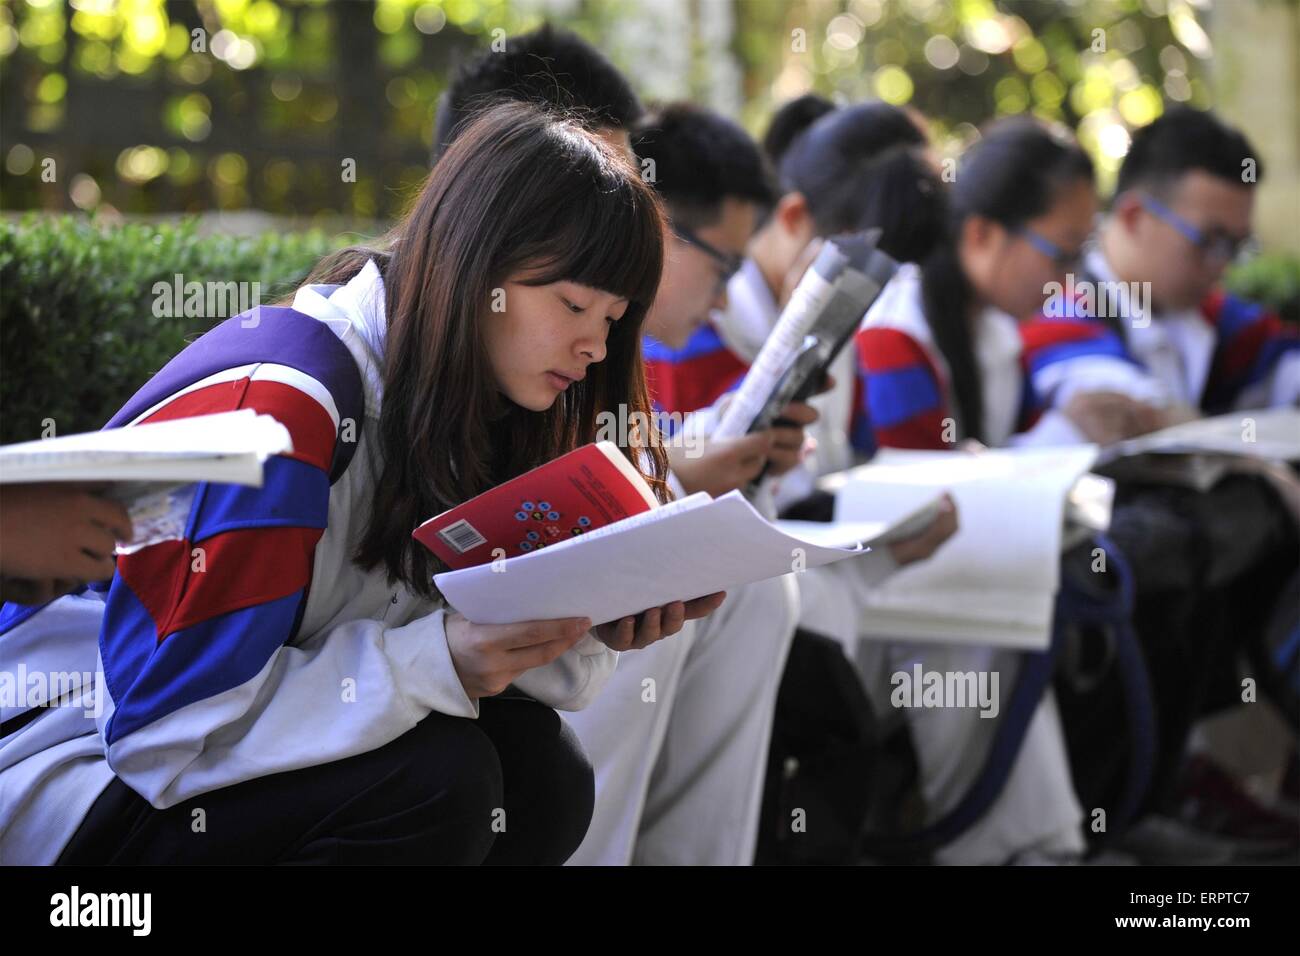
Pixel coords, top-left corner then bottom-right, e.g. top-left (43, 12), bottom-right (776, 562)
top-left (0, 262), bottom-right (616, 864)
top-left (564, 573), bottom-right (799, 865)
top-left (566, 353), bottom-right (802, 866)
top-left (860, 267), bottom-right (1086, 862)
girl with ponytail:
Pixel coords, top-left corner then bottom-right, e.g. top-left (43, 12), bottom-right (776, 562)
top-left (855, 117), bottom-right (1150, 453)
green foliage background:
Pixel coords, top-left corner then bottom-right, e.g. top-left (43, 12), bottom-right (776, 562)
top-left (0, 215), bottom-right (336, 443)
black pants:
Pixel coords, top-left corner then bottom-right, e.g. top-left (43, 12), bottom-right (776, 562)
top-left (55, 695), bottom-right (594, 865)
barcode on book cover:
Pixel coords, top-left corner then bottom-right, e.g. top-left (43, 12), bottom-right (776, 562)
top-left (437, 519), bottom-right (487, 555)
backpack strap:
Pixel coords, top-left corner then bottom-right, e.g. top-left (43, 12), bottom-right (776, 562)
top-left (859, 532), bottom-right (1155, 858)
top-left (103, 306), bottom-right (365, 485)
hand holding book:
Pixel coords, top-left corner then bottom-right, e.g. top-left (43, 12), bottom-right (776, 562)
top-left (0, 481), bottom-right (134, 605)
top-left (591, 591), bottom-right (727, 651)
top-left (416, 442), bottom-right (933, 629)
top-left (444, 588), bottom-right (727, 700)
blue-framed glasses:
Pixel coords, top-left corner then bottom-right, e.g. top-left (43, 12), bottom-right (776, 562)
top-left (1013, 226), bottom-right (1082, 270)
top-left (1138, 193), bottom-right (1256, 263)
top-left (672, 224), bottom-right (743, 294)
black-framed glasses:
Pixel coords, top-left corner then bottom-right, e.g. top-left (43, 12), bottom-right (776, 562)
top-left (1013, 225), bottom-right (1082, 271)
top-left (672, 224), bottom-right (743, 293)
top-left (1139, 193), bottom-right (1257, 264)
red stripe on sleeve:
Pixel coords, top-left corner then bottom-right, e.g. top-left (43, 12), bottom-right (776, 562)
top-left (139, 378), bottom-right (338, 474)
top-left (856, 327), bottom-right (931, 373)
top-left (875, 409), bottom-right (950, 451)
top-left (119, 525), bottom-right (323, 642)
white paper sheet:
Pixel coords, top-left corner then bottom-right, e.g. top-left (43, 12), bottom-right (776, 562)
top-left (1101, 407), bottom-right (1300, 462)
top-left (434, 489), bottom-right (940, 627)
top-left (828, 445), bottom-right (1100, 649)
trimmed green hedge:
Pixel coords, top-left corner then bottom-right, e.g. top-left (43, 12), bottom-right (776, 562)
top-left (0, 216), bottom-right (339, 444)
top-left (1224, 253), bottom-right (1300, 328)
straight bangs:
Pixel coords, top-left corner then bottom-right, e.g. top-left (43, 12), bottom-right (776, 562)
top-left (511, 136), bottom-right (665, 329)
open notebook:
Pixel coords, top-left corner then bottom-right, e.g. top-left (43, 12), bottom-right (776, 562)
top-left (0, 410), bottom-right (293, 552)
top-left (819, 445), bottom-right (1102, 650)
top-left (420, 442), bottom-right (944, 627)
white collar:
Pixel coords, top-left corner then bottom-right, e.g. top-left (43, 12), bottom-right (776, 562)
top-left (712, 258), bottom-right (780, 362)
top-left (291, 259), bottom-right (388, 417)
top-left (1086, 246), bottom-right (1214, 403)
top-left (861, 263), bottom-right (1023, 442)
top-left (1083, 246), bottom-right (1149, 335)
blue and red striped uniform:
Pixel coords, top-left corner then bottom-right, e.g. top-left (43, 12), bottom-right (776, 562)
top-left (851, 326), bottom-right (949, 453)
top-left (1024, 253), bottom-right (1300, 413)
top-left (90, 310), bottom-right (369, 784)
top-left (1199, 289), bottom-right (1300, 413)
top-left (643, 323), bottom-right (749, 418)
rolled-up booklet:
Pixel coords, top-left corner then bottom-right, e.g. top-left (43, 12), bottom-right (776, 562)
top-left (712, 231), bottom-right (899, 441)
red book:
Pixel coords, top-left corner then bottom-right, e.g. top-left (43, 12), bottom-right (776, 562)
top-left (413, 442), bottom-right (659, 571)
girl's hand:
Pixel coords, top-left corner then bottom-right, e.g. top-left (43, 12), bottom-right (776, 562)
top-left (445, 613), bottom-right (593, 700)
top-left (594, 591), bottom-right (727, 651)
top-left (668, 432), bottom-right (774, 497)
top-left (767, 400), bottom-right (819, 477)
top-left (0, 482), bottom-right (134, 595)
top-left (887, 493), bottom-right (958, 567)
top-left (1062, 390), bottom-right (1159, 445)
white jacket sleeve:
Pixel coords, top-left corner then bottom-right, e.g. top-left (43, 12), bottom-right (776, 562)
top-left (509, 634), bottom-right (618, 711)
top-left (100, 607), bottom-right (477, 809)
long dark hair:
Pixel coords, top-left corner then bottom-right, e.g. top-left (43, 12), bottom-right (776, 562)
top-left (773, 100), bottom-right (944, 264)
top-left (304, 101), bottom-right (669, 597)
top-left (778, 101), bottom-right (927, 236)
top-left (920, 118), bottom-right (1094, 443)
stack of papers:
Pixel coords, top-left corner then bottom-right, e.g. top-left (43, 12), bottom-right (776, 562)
top-left (822, 445), bottom-right (1101, 650)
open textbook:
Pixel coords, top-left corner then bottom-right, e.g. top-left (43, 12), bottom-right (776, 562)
top-left (0, 410), bottom-right (293, 552)
top-left (711, 232), bottom-right (898, 441)
top-left (1095, 407), bottom-right (1300, 491)
top-left (818, 445), bottom-right (1102, 650)
top-left (421, 441), bottom-right (944, 626)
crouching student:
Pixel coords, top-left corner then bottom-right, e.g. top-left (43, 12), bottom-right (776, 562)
top-left (430, 24), bottom-right (830, 864)
top-left (0, 102), bottom-right (722, 865)
top-left (581, 101), bottom-right (957, 864)
top-left (849, 119), bottom-right (1141, 863)
top-left (1026, 106), bottom-right (1299, 416)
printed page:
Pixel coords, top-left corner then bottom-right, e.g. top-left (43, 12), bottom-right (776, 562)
top-left (829, 445), bottom-right (1099, 649)
top-left (434, 490), bottom-right (873, 627)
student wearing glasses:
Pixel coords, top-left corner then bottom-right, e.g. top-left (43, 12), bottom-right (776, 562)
top-left (782, 113), bottom-right (1103, 865)
top-left (634, 103), bottom-right (820, 497)
top-left (1030, 106), bottom-right (1299, 415)
top-left (1020, 108), bottom-right (1300, 858)
top-left (853, 117), bottom-right (1156, 453)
